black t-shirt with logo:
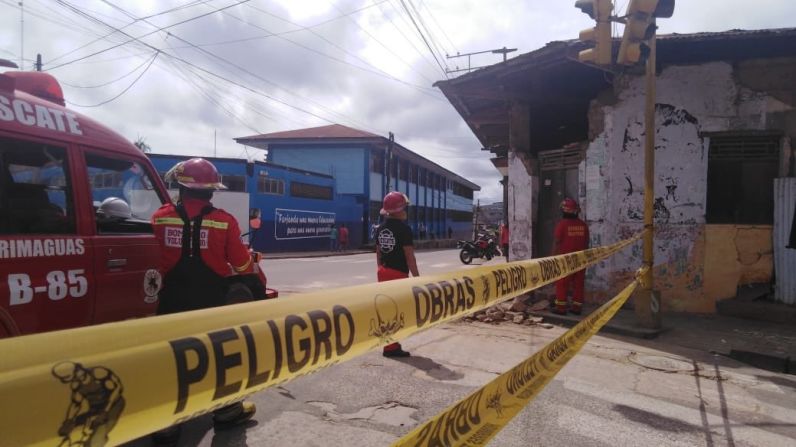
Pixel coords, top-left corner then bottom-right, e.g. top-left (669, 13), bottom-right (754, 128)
top-left (377, 218), bottom-right (414, 273)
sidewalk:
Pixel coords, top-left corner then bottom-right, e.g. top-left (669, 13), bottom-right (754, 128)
top-left (532, 304), bottom-right (796, 374)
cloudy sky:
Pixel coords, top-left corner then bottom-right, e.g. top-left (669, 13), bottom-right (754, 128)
top-left (1, 0), bottom-right (794, 202)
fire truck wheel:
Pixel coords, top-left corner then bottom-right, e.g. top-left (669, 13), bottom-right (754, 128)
top-left (225, 282), bottom-right (254, 305)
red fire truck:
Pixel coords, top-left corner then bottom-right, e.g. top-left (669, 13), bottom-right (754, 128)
top-left (0, 61), bottom-right (276, 338)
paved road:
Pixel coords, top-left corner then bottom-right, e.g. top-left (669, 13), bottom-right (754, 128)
top-left (126, 250), bottom-right (796, 446)
top-left (262, 249), bottom-right (504, 295)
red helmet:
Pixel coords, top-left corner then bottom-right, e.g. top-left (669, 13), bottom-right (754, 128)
top-left (380, 191), bottom-right (410, 215)
top-left (165, 158), bottom-right (226, 190)
top-left (560, 197), bottom-right (580, 214)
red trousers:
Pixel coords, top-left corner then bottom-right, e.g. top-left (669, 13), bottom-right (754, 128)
top-left (377, 266), bottom-right (408, 352)
top-left (555, 269), bottom-right (585, 311)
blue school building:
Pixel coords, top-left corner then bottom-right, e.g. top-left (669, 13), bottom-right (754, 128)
top-left (150, 125), bottom-right (479, 252)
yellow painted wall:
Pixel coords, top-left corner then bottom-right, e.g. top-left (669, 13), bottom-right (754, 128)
top-left (703, 224), bottom-right (773, 309)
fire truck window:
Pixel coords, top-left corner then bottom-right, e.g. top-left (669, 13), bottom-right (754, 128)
top-left (0, 139), bottom-right (75, 235)
top-left (85, 153), bottom-right (163, 234)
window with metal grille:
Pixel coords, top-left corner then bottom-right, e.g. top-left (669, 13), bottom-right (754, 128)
top-left (290, 181), bottom-right (332, 200)
top-left (539, 146), bottom-right (583, 172)
top-left (706, 134), bottom-right (780, 224)
top-left (257, 177), bottom-right (284, 195)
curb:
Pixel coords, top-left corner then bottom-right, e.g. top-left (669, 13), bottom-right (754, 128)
top-left (529, 309), bottom-right (666, 339)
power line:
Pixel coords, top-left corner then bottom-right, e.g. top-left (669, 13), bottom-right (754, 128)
top-left (323, 0), bottom-right (436, 85)
top-left (236, 3), bottom-right (444, 99)
top-left (47, 0), bottom-right (215, 65)
top-left (59, 52), bottom-right (156, 88)
top-left (49, 1), bottom-right (376, 132)
top-left (407, 0), bottom-right (448, 71)
top-left (397, 0), bottom-right (448, 78)
top-left (417, 0), bottom-right (458, 56)
top-left (66, 51), bottom-right (159, 107)
top-left (380, 0), bottom-right (440, 76)
top-left (47, 0), bottom-right (252, 70)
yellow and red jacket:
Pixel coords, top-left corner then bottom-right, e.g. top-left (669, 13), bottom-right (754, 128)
top-left (151, 198), bottom-right (252, 277)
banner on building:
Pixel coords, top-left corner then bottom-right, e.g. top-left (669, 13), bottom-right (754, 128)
top-left (274, 208), bottom-right (335, 240)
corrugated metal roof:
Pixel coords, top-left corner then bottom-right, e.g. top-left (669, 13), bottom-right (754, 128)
top-left (237, 124), bottom-right (380, 142)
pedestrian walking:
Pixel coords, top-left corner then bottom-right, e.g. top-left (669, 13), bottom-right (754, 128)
top-left (418, 222), bottom-right (426, 240)
top-left (329, 224), bottom-right (339, 251)
top-left (553, 198), bottom-right (589, 315)
top-left (151, 158), bottom-right (257, 445)
top-left (338, 223), bottom-right (349, 251)
top-left (375, 192), bottom-right (419, 358)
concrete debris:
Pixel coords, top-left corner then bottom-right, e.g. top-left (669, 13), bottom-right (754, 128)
top-left (540, 323), bottom-right (555, 329)
top-left (464, 303), bottom-right (550, 326)
top-left (530, 300), bottom-right (550, 312)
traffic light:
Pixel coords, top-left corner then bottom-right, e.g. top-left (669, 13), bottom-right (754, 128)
top-left (575, 0), bottom-right (613, 65)
top-left (617, 0), bottom-right (675, 65)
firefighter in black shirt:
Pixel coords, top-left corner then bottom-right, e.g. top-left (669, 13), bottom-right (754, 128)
top-left (376, 191), bottom-right (419, 357)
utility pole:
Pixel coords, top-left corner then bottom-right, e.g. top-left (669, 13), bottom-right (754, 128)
top-left (473, 199), bottom-right (480, 240)
top-left (445, 47), bottom-right (517, 75)
top-left (34, 53), bottom-right (41, 71)
top-left (214, 129), bottom-right (217, 157)
top-left (575, 0), bottom-right (673, 329)
top-left (639, 30), bottom-right (661, 329)
top-left (386, 132), bottom-right (394, 193)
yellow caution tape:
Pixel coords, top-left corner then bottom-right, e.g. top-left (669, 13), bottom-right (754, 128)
top-left (0, 234), bottom-right (641, 446)
top-left (392, 271), bottom-right (645, 447)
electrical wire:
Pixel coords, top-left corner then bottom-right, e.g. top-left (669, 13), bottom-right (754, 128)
top-left (66, 51), bottom-right (159, 107)
top-left (47, 0), bottom-right (252, 70)
top-left (234, 4), bottom-right (444, 99)
top-left (47, 0), bottom-right (215, 65)
top-left (59, 52), bottom-right (156, 88)
top-left (48, 1), bottom-right (376, 133)
top-left (397, 0), bottom-right (448, 78)
top-left (323, 0), bottom-right (437, 85)
top-left (407, 0), bottom-right (449, 71)
top-left (417, 0), bottom-right (458, 56)
top-left (380, 0), bottom-right (441, 76)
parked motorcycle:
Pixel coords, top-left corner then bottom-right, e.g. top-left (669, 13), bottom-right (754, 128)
top-left (457, 235), bottom-right (501, 264)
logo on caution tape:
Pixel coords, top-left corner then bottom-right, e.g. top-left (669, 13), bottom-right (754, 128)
top-left (369, 294), bottom-right (405, 344)
top-left (52, 361), bottom-right (125, 446)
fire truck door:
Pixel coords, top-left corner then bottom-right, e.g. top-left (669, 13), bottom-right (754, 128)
top-left (83, 152), bottom-right (163, 324)
top-left (0, 138), bottom-right (94, 336)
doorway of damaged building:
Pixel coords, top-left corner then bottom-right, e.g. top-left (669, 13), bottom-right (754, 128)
top-left (536, 144), bottom-right (585, 259)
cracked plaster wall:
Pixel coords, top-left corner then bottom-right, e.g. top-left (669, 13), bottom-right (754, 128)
top-left (508, 150), bottom-right (538, 261)
top-left (581, 60), bottom-right (794, 312)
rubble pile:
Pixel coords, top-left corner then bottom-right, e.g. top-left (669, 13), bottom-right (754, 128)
top-left (462, 297), bottom-right (555, 329)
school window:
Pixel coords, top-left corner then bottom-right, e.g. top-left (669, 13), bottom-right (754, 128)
top-left (706, 134), bottom-right (780, 225)
top-left (222, 174), bottom-right (246, 192)
top-left (452, 182), bottom-right (474, 199)
top-left (399, 160), bottom-right (409, 181)
top-left (290, 181), bottom-right (333, 200)
top-left (257, 177), bottom-right (284, 195)
top-left (370, 151), bottom-right (384, 173)
top-left (0, 138), bottom-right (75, 234)
top-left (452, 210), bottom-right (473, 223)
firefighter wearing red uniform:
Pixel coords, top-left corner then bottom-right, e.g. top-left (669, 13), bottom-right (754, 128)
top-left (553, 198), bottom-right (590, 315)
top-left (150, 158), bottom-right (255, 445)
top-left (376, 192), bottom-right (419, 358)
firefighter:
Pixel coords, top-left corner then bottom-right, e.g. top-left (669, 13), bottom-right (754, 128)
top-left (553, 198), bottom-right (590, 315)
top-left (150, 158), bottom-right (256, 444)
top-left (375, 191), bottom-right (419, 357)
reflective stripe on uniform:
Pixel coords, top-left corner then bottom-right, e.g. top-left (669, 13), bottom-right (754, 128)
top-left (232, 256), bottom-right (252, 273)
top-left (554, 300), bottom-right (568, 306)
top-left (154, 217), bottom-right (229, 230)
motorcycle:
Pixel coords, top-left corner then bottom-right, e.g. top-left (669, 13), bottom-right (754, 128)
top-left (457, 235), bottom-right (501, 264)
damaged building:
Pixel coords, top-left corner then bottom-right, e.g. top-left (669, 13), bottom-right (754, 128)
top-left (437, 28), bottom-right (796, 312)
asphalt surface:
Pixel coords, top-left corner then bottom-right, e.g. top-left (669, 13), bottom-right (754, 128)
top-left (124, 250), bottom-right (796, 446)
